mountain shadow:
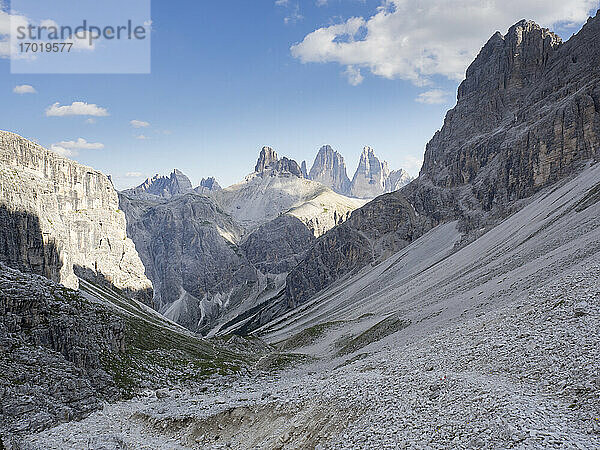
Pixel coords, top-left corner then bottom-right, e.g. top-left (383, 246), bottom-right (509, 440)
top-left (0, 205), bottom-right (62, 282)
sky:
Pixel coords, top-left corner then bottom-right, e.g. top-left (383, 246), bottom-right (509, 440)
top-left (1, 0), bottom-right (599, 190)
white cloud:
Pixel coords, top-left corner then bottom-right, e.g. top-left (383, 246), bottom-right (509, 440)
top-left (135, 134), bottom-right (150, 140)
top-left (316, 0), bottom-right (328, 6)
top-left (49, 137), bottom-right (103, 158)
top-left (415, 89), bottom-right (452, 104)
top-left (0, 10), bottom-right (95, 59)
top-left (275, 0), bottom-right (290, 5)
top-left (13, 84), bottom-right (36, 94)
top-left (56, 138), bottom-right (104, 150)
top-left (125, 171), bottom-right (143, 177)
top-left (130, 119), bottom-right (150, 128)
top-left (291, 0), bottom-right (598, 85)
top-left (50, 144), bottom-right (75, 157)
top-left (46, 101), bottom-right (109, 117)
top-left (344, 65), bottom-right (364, 85)
top-left (85, 118), bottom-right (97, 124)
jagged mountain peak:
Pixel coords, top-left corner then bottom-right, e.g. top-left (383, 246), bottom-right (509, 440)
top-left (126, 169), bottom-right (193, 199)
top-left (349, 146), bottom-right (390, 198)
top-left (254, 146), bottom-right (303, 178)
top-left (198, 177), bottom-right (222, 191)
top-left (308, 145), bottom-right (351, 195)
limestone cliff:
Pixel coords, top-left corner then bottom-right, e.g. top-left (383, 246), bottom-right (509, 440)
top-left (0, 131), bottom-right (152, 303)
top-left (245, 14), bottom-right (600, 328)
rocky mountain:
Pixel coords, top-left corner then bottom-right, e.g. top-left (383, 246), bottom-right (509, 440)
top-left (238, 15), bottom-right (600, 329)
top-left (0, 262), bottom-right (261, 443)
top-left (349, 146), bottom-right (391, 198)
top-left (119, 148), bottom-right (365, 334)
top-left (254, 146), bottom-right (304, 178)
top-left (0, 131), bottom-right (152, 303)
top-left (124, 169), bottom-right (193, 199)
top-left (385, 168), bottom-right (413, 193)
top-left (195, 176), bottom-right (222, 194)
top-left (305, 145), bottom-right (412, 198)
top-left (308, 145), bottom-right (351, 195)
top-left (215, 148), bottom-right (365, 235)
top-left (300, 160), bottom-right (308, 178)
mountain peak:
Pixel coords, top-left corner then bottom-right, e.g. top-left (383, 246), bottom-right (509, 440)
top-left (127, 169), bottom-right (193, 199)
top-left (308, 145), bottom-right (351, 194)
top-left (254, 146), bottom-right (303, 178)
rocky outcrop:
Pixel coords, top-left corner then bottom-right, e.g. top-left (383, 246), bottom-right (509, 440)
top-left (195, 177), bottom-right (222, 194)
top-left (301, 160), bottom-right (308, 178)
top-left (385, 169), bottom-right (413, 193)
top-left (241, 215), bottom-right (316, 274)
top-left (247, 14), bottom-right (600, 329)
top-left (255, 146), bottom-right (304, 178)
top-left (216, 148), bottom-right (365, 234)
top-left (118, 192), bottom-right (255, 315)
top-left (124, 169), bottom-right (193, 199)
top-left (0, 263), bottom-right (124, 436)
top-left (0, 131), bottom-right (152, 303)
top-left (308, 145), bottom-right (351, 195)
top-left (349, 147), bottom-right (391, 198)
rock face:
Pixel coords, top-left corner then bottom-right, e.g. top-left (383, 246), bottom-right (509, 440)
top-left (0, 131), bottom-right (153, 303)
top-left (241, 215), bottom-right (316, 274)
top-left (300, 160), bottom-right (308, 178)
top-left (246, 15), bottom-right (600, 328)
top-left (349, 147), bottom-right (391, 198)
top-left (118, 191), bottom-right (256, 315)
top-left (255, 146), bottom-right (304, 178)
top-left (0, 261), bottom-right (259, 441)
top-left (124, 169), bottom-right (193, 199)
top-left (0, 262), bottom-right (124, 436)
top-left (385, 169), bottom-right (413, 193)
top-left (215, 148), bottom-right (365, 235)
top-left (195, 177), bottom-right (222, 194)
top-left (308, 145), bottom-right (351, 195)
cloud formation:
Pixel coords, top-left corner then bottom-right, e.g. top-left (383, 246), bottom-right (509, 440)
top-left (130, 119), bottom-right (150, 128)
top-left (46, 101), bottom-right (109, 117)
top-left (291, 0), bottom-right (598, 85)
top-left (125, 171), bottom-right (143, 177)
top-left (415, 89), bottom-right (452, 105)
top-left (49, 137), bottom-right (104, 157)
top-left (13, 84), bottom-right (36, 94)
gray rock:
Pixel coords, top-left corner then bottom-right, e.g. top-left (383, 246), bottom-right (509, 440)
top-left (123, 169), bottom-right (193, 199)
top-left (195, 177), bottom-right (222, 194)
top-left (249, 15), bottom-right (600, 328)
top-left (308, 145), bottom-right (351, 195)
top-left (349, 146), bottom-right (391, 198)
top-left (241, 215), bottom-right (316, 274)
top-left (255, 146), bottom-right (304, 178)
top-left (0, 131), bottom-right (153, 304)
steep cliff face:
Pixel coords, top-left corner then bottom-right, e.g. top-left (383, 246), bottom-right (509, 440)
top-left (308, 145), bottom-right (351, 195)
top-left (422, 18), bottom-right (599, 208)
top-left (350, 146), bottom-right (391, 198)
top-left (248, 14), bottom-right (600, 328)
top-left (255, 146), bottom-right (304, 178)
top-left (0, 131), bottom-right (152, 303)
top-left (241, 215), bottom-right (316, 274)
top-left (118, 192), bottom-right (255, 315)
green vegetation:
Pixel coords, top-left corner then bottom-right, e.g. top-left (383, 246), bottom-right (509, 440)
top-left (276, 321), bottom-right (346, 351)
top-left (337, 315), bottom-right (410, 356)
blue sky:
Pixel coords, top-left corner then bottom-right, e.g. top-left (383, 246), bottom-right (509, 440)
top-left (1, 0), bottom-right (598, 189)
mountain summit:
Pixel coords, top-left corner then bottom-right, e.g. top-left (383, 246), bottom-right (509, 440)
top-left (308, 145), bottom-right (351, 195)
